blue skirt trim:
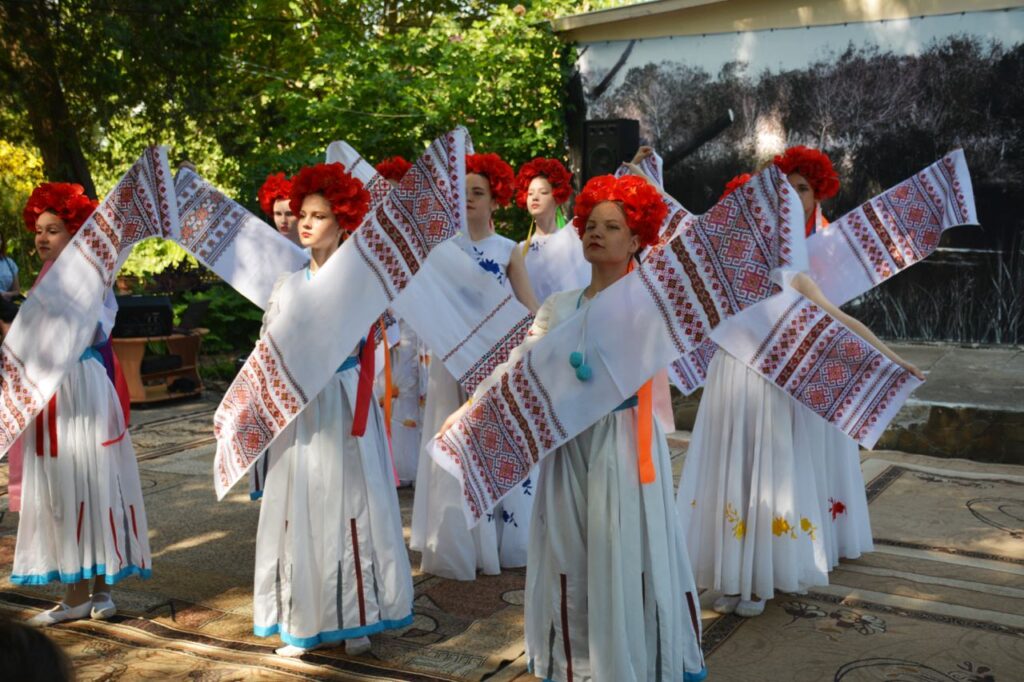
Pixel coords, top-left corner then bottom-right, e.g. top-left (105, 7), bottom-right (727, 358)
top-left (254, 612), bottom-right (414, 648)
top-left (10, 564), bottom-right (152, 586)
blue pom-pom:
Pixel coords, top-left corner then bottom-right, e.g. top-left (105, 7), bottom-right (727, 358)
top-left (569, 351), bottom-right (583, 368)
top-left (575, 364), bottom-right (593, 381)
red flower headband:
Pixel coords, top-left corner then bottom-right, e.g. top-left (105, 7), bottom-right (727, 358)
top-left (465, 153), bottom-right (515, 207)
top-left (572, 175), bottom-right (666, 249)
top-left (773, 146), bottom-right (840, 200)
top-left (289, 163), bottom-right (371, 233)
top-left (375, 156), bottom-right (412, 183)
top-left (719, 173), bottom-right (752, 201)
top-left (23, 182), bottom-right (98, 236)
top-left (515, 157), bottom-right (573, 208)
top-left (257, 172), bottom-right (293, 217)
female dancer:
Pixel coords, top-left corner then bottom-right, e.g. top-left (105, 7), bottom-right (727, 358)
top-left (441, 174), bottom-right (707, 681)
top-left (515, 157), bottom-right (587, 303)
top-left (252, 163), bottom-right (413, 656)
top-left (411, 152), bottom-right (540, 580)
top-left (15, 183), bottom-right (151, 625)
top-left (257, 172), bottom-right (300, 245)
top-left (677, 147), bottom-right (924, 618)
top-left (774, 146), bottom-right (875, 571)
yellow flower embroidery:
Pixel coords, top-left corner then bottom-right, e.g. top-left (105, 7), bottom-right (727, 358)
top-left (772, 515), bottom-right (797, 539)
top-left (800, 517), bottom-right (817, 541)
top-left (725, 503), bottom-right (746, 539)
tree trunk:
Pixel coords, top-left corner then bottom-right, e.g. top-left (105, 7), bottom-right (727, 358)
top-left (0, 0), bottom-right (96, 198)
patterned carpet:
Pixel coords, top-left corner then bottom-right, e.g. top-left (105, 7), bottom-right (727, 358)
top-left (1, 397), bottom-right (1022, 680)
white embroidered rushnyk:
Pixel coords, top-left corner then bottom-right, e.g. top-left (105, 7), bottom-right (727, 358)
top-left (172, 168), bottom-right (308, 309)
top-left (667, 149), bottom-right (977, 395)
top-left (326, 139), bottom-right (535, 396)
top-left (433, 154), bottom-right (977, 528)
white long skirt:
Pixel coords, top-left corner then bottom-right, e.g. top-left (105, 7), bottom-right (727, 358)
top-left (388, 321), bottom-right (428, 485)
top-left (676, 350), bottom-right (829, 601)
top-left (526, 405), bottom-right (706, 682)
top-left (795, 413), bottom-right (874, 568)
top-left (12, 354), bottom-right (151, 586)
top-left (410, 358), bottom-right (534, 580)
top-left (253, 365), bottom-right (413, 648)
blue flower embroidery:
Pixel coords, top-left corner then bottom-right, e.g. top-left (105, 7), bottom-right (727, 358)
top-left (521, 477), bottom-right (533, 496)
top-left (502, 510), bottom-right (518, 528)
top-left (472, 246), bottom-right (505, 285)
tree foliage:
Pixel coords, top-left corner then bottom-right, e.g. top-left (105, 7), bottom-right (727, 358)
top-left (0, 0), bottom-right (585, 345)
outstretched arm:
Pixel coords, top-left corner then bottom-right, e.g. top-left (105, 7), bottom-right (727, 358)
top-left (507, 247), bottom-right (541, 313)
top-left (790, 272), bottom-right (925, 380)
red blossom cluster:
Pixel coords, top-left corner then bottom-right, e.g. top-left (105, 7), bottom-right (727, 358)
top-left (23, 182), bottom-right (98, 235)
top-left (773, 146), bottom-right (840, 200)
top-left (572, 175), bottom-right (666, 249)
top-left (375, 156), bottom-right (412, 183)
top-left (257, 172), bottom-right (293, 217)
top-left (289, 163), bottom-right (371, 232)
top-left (465, 153), bottom-right (515, 207)
top-left (514, 157), bottom-right (573, 208)
top-left (718, 173), bottom-right (752, 201)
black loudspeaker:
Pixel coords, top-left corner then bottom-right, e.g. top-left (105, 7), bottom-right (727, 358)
top-left (583, 119), bottom-right (640, 184)
top-left (112, 295), bottom-right (174, 338)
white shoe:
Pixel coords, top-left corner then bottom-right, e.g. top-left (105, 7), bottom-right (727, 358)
top-left (345, 636), bottom-right (371, 655)
top-left (275, 641), bottom-right (329, 657)
top-left (712, 595), bottom-right (741, 614)
top-left (735, 598), bottom-right (766, 617)
top-left (90, 593), bottom-right (117, 620)
top-left (27, 600), bottom-right (92, 627)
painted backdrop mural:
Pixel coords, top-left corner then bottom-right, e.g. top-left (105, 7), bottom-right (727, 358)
top-left (573, 8), bottom-right (1023, 343)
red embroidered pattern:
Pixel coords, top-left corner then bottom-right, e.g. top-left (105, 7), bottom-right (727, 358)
top-left (750, 295), bottom-right (914, 439)
top-left (438, 352), bottom-right (565, 519)
top-left (365, 174), bottom-right (392, 209)
top-left (353, 132), bottom-right (463, 301)
top-left (456, 313), bottom-right (533, 394)
top-left (175, 170), bottom-right (248, 265)
top-left (822, 150), bottom-right (974, 290)
top-left (214, 332), bottom-right (305, 492)
top-left (639, 168), bottom-right (795, 358)
top-left (0, 347), bottom-right (44, 450)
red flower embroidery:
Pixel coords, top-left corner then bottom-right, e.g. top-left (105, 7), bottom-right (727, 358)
top-left (829, 498), bottom-right (847, 520)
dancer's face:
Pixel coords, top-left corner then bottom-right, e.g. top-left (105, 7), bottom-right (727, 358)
top-left (272, 198), bottom-right (298, 238)
top-left (581, 201), bottom-right (639, 266)
top-left (34, 211), bottom-right (73, 262)
top-left (787, 172), bottom-right (817, 223)
top-left (526, 176), bottom-right (556, 218)
top-left (297, 194), bottom-right (342, 249)
top-left (466, 173), bottom-right (496, 224)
